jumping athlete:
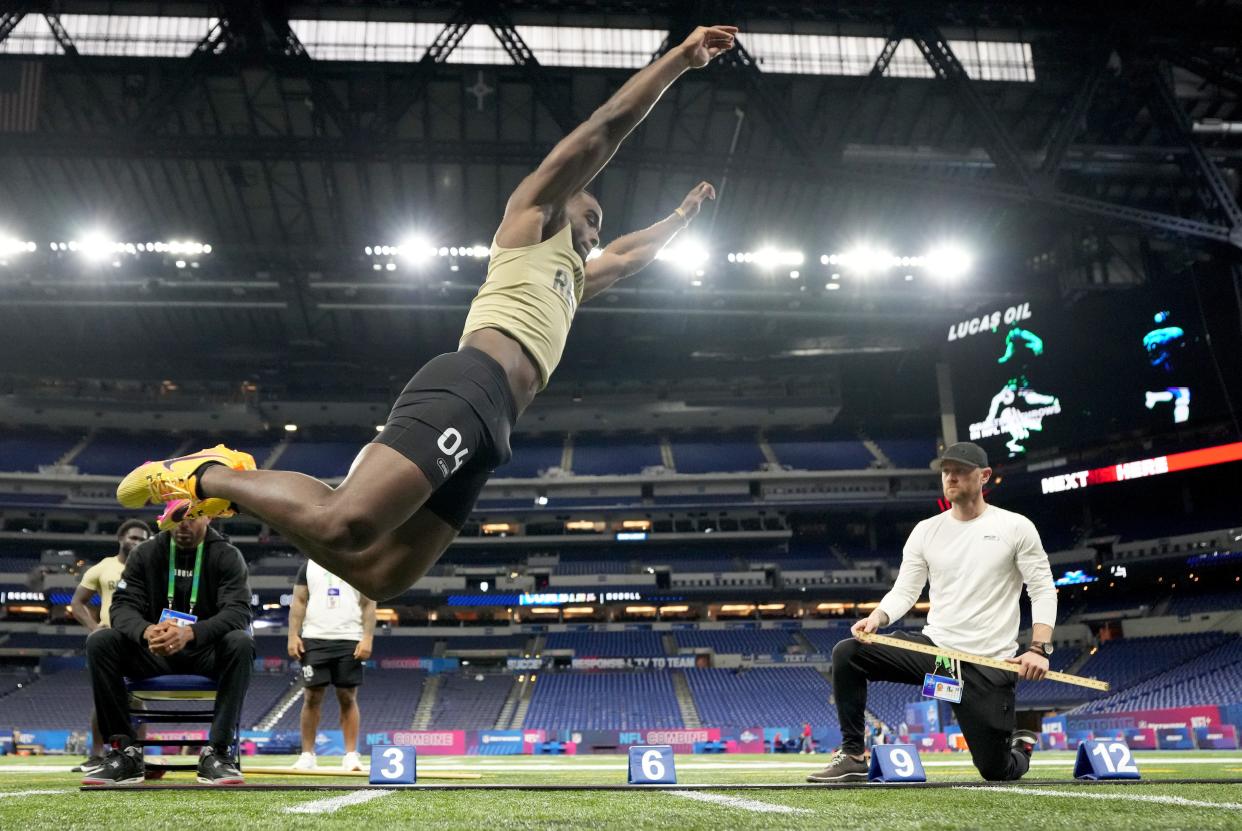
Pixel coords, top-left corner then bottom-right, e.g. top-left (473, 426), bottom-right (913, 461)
top-left (117, 25), bottom-right (738, 600)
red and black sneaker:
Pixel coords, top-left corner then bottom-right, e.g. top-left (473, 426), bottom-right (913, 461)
top-left (197, 746), bottom-right (244, 786)
top-left (81, 737), bottom-right (144, 786)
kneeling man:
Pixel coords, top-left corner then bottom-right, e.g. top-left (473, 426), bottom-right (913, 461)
top-left (810, 442), bottom-right (1055, 783)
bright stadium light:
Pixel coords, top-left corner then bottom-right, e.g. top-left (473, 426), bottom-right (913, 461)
top-left (397, 234), bottom-right (435, 265)
top-left (836, 243), bottom-right (896, 276)
top-left (655, 237), bottom-right (709, 271)
top-left (753, 247), bottom-right (803, 268)
top-left (78, 231), bottom-right (118, 262)
top-left (923, 243), bottom-right (973, 280)
top-left (0, 236), bottom-right (36, 259)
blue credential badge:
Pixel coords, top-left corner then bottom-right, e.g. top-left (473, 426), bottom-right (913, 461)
top-left (922, 673), bottom-right (963, 703)
top-left (158, 609), bottom-right (199, 627)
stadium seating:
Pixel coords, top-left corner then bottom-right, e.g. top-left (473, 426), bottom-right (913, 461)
top-left (673, 629), bottom-right (796, 654)
top-left (0, 431), bottom-right (82, 472)
top-left (800, 627), bottom-right (854, 654)
top-left (864, 681), bottom-right (924, 731)
top-left (669, 437), bottom-right (766, 474)
top-left (552, 559), bottom-right (632, 576)
top-left (428, 673), bottom-right (514, 730)
top-left (648, 556), bottom-right (746, 573)
top-left (440, 635), bottom-right (533, 653)
top-left (543, 631), bottom-right (665, 657)
top-left (0, 668), bottom-right (93, 728)
top-left (0, 667), bottom-right (34, 699)
top-left (1166, 592), bottom-right (1242, 616)
top-left (1073, 637), bottom-right (1242, 714)
top-left (524, 671), bottom-right (682, 730)
top-left (72, 433), bottom-right (185, 476)
top-left (0, 633), bottom-right (89, 651)
top-left (273, 441), bottom-right (361, 479)
top-left (685, 667), bottom-right (838, 730)
top-left (268, 669), bottom-right (427, 735)
top-left (572, 436), bottom-right (662, 475)
top-left (873, 439), bottom-right (936, 469)
top-left (765, 433), bottom-right (874, 470)
top-left (1068, 633), bottom-right (1231, 699)
top-left (0, 554), bottom-right (40, 573)
top-left (241, 672), bottom-right (298, 728)
top-left (369, 637), bottom-right (443, 657)
top-left (496, 437), bottom-right (564, 478)
top-left (1016, 646), bottom-right (1085, 706)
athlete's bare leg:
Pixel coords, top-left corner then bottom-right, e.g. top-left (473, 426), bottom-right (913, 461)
top-left (344, 507), bottom-right (460, 599)
top-left (198, 444), bottom-right (435, 591)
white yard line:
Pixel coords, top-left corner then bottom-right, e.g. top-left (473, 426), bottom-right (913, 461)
top-left (667, 790), bottom-right (810, 814)
top-left (283, 789), bottom-right (393, 814)
top-left (0, 789), bottom-right (68, 799)
top-left (965, 786), bottom-right (1242, 811)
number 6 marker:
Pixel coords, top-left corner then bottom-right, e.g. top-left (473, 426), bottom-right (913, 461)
top-left (628, 745), bottom-right (676, 784)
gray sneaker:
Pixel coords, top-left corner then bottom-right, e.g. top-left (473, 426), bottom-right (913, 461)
top-left (806, 749), bottom-right (869, 783)
top-left (72, 755), bottom-right (105, 774)
top-left (1010, 729), bottom-right (1039, 757)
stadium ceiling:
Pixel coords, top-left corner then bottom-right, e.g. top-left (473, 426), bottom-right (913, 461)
top-left (0, 0), bottom-right (1240, 389)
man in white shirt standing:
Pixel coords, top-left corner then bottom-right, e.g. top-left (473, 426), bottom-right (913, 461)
top-left (287, 559), bottom-right (376, 771)
top-left (809, 442), bottom-right (1056, 783)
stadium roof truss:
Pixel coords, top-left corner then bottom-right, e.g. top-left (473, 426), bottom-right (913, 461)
top-left (0, 0), bottom-right (1240, 382)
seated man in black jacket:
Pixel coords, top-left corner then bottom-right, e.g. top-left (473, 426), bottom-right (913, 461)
top-left (83, 516), bottom-right (254, 786)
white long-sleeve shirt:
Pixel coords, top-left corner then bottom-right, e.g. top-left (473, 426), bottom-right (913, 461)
top-left (877, 504), bottom-right (1057, 659)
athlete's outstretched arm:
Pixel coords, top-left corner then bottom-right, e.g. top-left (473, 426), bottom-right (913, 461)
top-left (498, 26), bottom-right (736, 244)
top-left (582, 181), bottom-right (715, 302)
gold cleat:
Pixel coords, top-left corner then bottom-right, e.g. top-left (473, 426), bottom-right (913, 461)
top-left (156, 498), bottom-right (236, 531)
top-left (116, 444), bottom-right (255, 508)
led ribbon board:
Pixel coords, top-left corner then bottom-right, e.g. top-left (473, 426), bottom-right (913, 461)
top-left (1041, 441), bottom-right (1242, 495)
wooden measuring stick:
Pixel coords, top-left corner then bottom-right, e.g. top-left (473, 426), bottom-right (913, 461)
top-left (246, 767), bottom-right (482, 780)
top-left (857, 632), bottom-right (1110, 691)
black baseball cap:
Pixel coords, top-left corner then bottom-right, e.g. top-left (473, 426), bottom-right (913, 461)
top-left (933, 441), bottom-right (989, 470)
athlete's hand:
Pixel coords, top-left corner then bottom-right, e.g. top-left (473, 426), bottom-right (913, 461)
top-left (288, 635), bottom-right (305, 660)
top-left (1006, 650), bottom-right (1049, 681)
top-left (353, 638), bottom-right (373, 661)
top-left (679, 25), bottom-right (738, 69)
top-left (676, 182), bottom-right (716, 223)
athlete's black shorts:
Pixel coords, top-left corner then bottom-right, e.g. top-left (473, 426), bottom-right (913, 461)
top-left (372, 346), bottom-right (517, 529)
top-left (301, 638), bottom-right (365, 688)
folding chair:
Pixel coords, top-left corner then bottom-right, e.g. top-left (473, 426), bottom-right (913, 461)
top-left (126, 674), bottom-right (240, 773)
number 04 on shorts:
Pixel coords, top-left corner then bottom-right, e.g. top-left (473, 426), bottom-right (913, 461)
top-left (628, 745), bottom-right (676, 784)
top-left (369, 745), bottom-right (417, 784)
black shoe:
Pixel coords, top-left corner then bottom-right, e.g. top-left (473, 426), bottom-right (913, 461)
top-left (197, 746), bottom-right (244, 785)
top-left (1011, 729), bottom-right (1039, 757)
top-left (81, 741), bottom-right (144, 786)
top-left (806, 749), bottom-right (869, 783)
top-left (73, 755), bottom-right (106, 774)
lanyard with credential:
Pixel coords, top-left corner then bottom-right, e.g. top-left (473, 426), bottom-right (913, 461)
top-left (168, 538), bottom-right (204, 615)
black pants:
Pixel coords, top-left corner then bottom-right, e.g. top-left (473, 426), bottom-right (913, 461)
top-left (86, 627), bottom-right (254, 752)
top-left (832, 632), bottom-right (1029, 781)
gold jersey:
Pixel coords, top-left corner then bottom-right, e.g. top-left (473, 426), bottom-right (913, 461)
top-left (80, 555), bottom-right (126, 627)
top-left (459, 223), bottom-right (585, 390)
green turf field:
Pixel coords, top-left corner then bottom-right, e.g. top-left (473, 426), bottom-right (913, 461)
top-left (2, 752), bottom-right (1241, 830)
